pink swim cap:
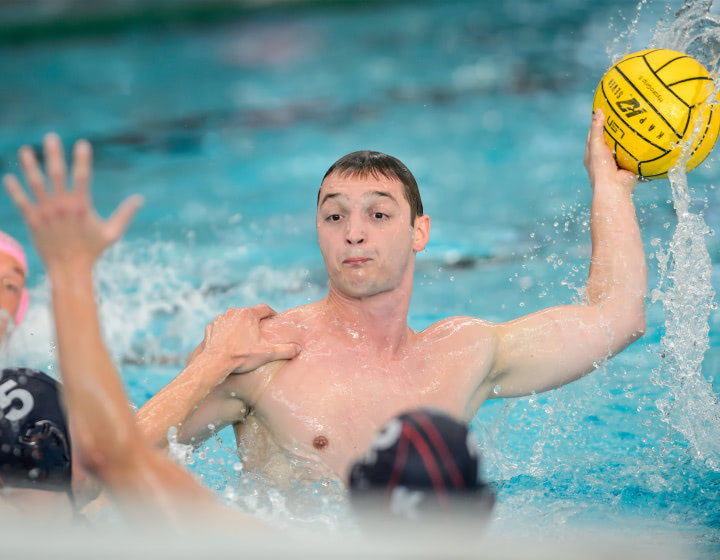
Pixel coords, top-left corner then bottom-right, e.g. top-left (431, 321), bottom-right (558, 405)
top-left (0, 231), bottom-right (29, 325)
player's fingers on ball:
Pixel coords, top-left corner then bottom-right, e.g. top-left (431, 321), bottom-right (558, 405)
top-left (589, 112), bottom-right (606, 143)
top-left (583, 128), bottom-right (592, 162)
top-left (583, 141), bottom-right (591, 169)
top-left (44, 133), bottom-right (67, 194)
top-left (589, 127), bottom-right (609, 157)
top-left (18, 145), bottom-right (48, 201)
top-left (621, 171), bottom-right (638, 190)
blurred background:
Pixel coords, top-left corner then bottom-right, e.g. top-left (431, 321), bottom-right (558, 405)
top-left (1, 0), bottom-right (719, 557)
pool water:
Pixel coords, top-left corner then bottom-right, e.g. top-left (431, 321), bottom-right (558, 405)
top-left (1, 0), bottom-right (719, 555)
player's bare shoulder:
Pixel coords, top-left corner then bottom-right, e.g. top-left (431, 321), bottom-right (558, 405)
top-left (412, 316), bottom-right (499, 414)
top-left (213, 304), bottom-right (320, 408)
top-left (258, 301), bottom-right (325, 345)
top-left (419, 315), bottom-right (497, 374)
top-left (418, 315), bottom-right (497, 348)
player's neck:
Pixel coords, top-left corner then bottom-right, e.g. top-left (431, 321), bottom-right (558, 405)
top-left (323, 284), bottom-right (413, 355)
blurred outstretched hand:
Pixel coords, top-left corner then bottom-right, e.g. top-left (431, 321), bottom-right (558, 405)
top-left (4, 133), bottom-right (143, 272)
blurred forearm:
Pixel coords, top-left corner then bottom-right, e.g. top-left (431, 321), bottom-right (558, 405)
top-left (50, 263), bottom-right (140, 473)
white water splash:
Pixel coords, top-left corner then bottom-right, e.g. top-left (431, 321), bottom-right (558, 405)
top-left (650, 0), bottom-right (720, 69)
top-left (648, 6), bottom-right (720, 471)
top-left (650, 164), bottom-right (720, 470)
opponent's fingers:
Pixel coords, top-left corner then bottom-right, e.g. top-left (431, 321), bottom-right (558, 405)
top-left (242, 343), bottom-right (301, 365)
top-left (72, 139), bottom-right (93, 200)
top-left (267, 343), bottom-right (301, 361)
top-left (104, 194), bottom-right (144, 243)
top-left (18, 145), bottom-right (47, 202)
top-left (250, 303), bottom-right (278, 320)
top-left (43, 133), bottom-right (67, 194)
top-left (3, 174), bottom-right (35, 217)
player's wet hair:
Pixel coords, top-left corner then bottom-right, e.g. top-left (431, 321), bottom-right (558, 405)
top-left (320, 151), bottom-right (424, 223)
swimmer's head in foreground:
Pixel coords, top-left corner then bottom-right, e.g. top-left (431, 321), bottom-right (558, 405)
top-left (0, 231), bottom-right (29, 343)
top-left (348, 408), bottom-right (494, 533)
top-left (0, 369), bottom-right (72, 499)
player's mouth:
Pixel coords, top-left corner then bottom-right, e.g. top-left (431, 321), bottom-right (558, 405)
top-left (343, 257), bottom-right (372, 265)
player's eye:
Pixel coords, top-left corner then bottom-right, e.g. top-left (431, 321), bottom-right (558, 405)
top-left (1, 277), bottom-right (21, 293)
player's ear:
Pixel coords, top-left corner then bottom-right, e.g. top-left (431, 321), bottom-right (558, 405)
top-left (412, 214), bottom-right (430, 252)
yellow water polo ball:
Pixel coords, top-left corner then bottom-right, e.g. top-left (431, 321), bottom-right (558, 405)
top-left (592, 48), bottom-right (720, 179)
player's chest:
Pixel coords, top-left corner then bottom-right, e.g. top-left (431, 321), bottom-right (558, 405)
top-left (254, 344), bottom-right (470, 443)
top-left (265, 343), bottom-right (451, 407)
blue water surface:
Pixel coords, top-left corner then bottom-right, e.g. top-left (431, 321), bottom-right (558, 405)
top-left (1, 0), bottom-right (719, 555)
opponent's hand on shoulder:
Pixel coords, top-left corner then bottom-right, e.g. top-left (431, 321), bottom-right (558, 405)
top-left (4, 133), bottom-right (143, 272)
top-left (194, 303), bottom-right (301, 377)
top-left (584, 109), bottom-right (637, 194)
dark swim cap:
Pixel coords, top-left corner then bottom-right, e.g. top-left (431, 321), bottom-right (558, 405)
top-left (0, 368), bottom-right (72, 492)
top-left (349, 409), bottom-right (494, 520)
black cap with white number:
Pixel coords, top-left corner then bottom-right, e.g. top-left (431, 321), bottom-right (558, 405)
top-left (0, 368), bottom-right (72, 492)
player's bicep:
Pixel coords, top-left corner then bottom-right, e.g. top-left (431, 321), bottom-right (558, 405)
top-left (488, 305), bottom-right (615, 398)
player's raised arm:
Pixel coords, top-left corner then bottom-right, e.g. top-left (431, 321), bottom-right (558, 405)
top-left (2, 134), bottom-right (250, 525)
top-left (481, 109), bottom-right (647, 399)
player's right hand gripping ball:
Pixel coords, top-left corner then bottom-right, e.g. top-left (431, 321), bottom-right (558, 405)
top-left (593, 49), bottom-right (720, 179)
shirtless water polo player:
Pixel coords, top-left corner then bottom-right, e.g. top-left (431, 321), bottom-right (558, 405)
top-left (130, 108), bottom-right (647, 486)
top-left (4, 109), bottom-right (646, 504)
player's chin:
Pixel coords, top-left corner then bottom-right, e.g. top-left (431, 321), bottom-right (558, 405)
top-left (342, 283), bottom-right (375, 299)
top-left (337, 278), bottom-right (383, 299)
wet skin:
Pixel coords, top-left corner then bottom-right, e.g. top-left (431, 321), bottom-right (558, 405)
top-left (223, 305), bottom-right (495, 482)
top-left (177, 174), bottom-right (497, 483)
top-left (3, 119), bottom-right (646, 522)
top-left (141, 114), bottom-right (646, 488)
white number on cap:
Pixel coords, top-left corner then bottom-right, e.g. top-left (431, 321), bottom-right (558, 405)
top-left (0, 379), bottom-right (34, 422)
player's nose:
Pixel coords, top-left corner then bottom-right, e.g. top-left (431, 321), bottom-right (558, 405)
top-left (345, 213), bottom-right (365, 245)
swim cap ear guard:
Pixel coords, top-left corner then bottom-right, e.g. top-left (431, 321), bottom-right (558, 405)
top-left (0, 368), bottom-right (72, 493)
top-left (0, 419), bottom-right (72, 490)
top-left (348, 408), bottom-right (494, 523)
top-left (15, 288), bottom-right (29, 325)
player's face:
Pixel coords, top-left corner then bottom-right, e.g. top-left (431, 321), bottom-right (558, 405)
top-left (0, 252), bottom-right (24, 341)
top-left (316, 173), bottom-right (429, 299)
